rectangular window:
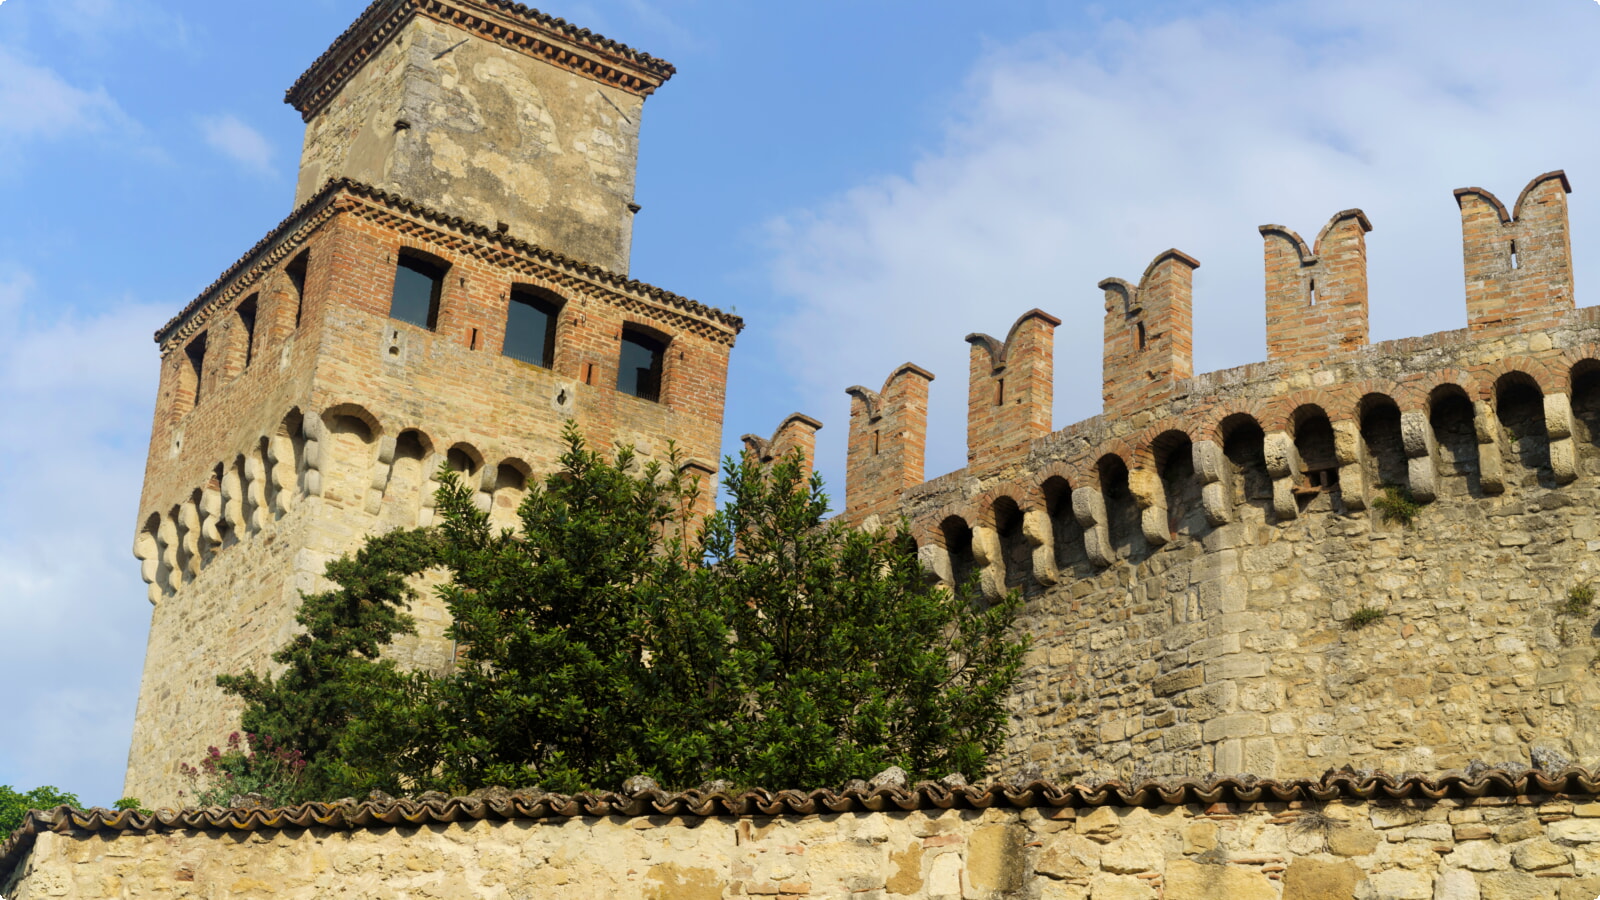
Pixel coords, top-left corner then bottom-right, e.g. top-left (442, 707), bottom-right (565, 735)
top-left (285, 251), bottom-right (309, 328)
top-left (617, 329), bottom-right (665, 402)
top-left (504, 288), bottom-right (560, 367)
top-left (237, 295), bottom-right (258, 368)
top-left (390, 255), bottom-right (444, 329)
top-left (185, 333), bottom-right (208, 408)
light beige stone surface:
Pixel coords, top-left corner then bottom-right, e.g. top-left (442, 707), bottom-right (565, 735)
top-left (11, 798), bottom-right (1600, 900)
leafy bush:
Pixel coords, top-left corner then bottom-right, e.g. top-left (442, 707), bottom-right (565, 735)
top-left (112, 797), bottom-right (151, 815)
top-left (1371, 485), bottom-right (1420, 527)
top-left (221, 424), bottom-right (1026, 797)
top-left (178, 732), bottom-right (307, 808)
top-left (0, 785), bottom-right (80, 837)
top-left (1346, 606), bottom-right (1386, 630)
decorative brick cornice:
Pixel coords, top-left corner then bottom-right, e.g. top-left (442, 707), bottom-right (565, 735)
top-left (285, 0), bottom-right (675, 120)
top-left (155, 178), bottom-right (741, 355)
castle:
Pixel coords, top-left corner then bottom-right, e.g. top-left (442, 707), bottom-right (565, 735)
top-left (123, 0), bottom-right (1598, 818)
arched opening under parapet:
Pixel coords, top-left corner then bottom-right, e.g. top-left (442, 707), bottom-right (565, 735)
top-left (1291, 405), bottom-right (1339, 511)
top-left (1495, 373), bottom-right (1551, 485)
top-left (1097, 454), bottom-right (1143, 559)
top-left (326, 413), bottom-right (376, 512)
top-left (447, 444), bottom-right (482, 480)
top-left (939, 515), bottom-right (978, 593)
top-left (991, 495), bottom-right (1030, 592)
top-left (492, 460), bottom-right (532, 531)
top-left (1429, 385), bottom-right (1481, 496)
top-left (1571, 361), bottom-right (1600, 476)
top-left (267, 408), bottom-right (306, 515)
top-left (1150, 430), bottom-right (1202, 540)
top-left (1042, 476), bottom-right (1091, 577)
top-left (1358, 394), bottom-right (1408, 493)
top-left (381, 429), bottom-right (431, 531)
top-left (138, 512), bottom-right (169, 599)
top-left (208, 463), bottom-right (234, 551)
top-left (1219, 414), bottom-right (1272, 519)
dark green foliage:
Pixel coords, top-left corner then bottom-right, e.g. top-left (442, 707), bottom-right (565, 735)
top-left (1561, 584), bottom-right (1596, 616)
top-left (1371, 484), bottom-right (1420, 526)
top-left (1346, 606), bottom-right (1386, 630)
top-left (0, 785), bottom-right (79, 837)
top-left (112, 798), bottom-right (151, 815)
top-left (218, 423), bottom-right (1026, 798)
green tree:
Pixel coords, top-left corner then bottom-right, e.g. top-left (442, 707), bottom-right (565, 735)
top-left (0, 785), bottom-right (80, 837)
top-left (218, 423), bottom-right (1025, 799)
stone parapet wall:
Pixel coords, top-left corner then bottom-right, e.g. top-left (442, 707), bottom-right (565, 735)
top-left (896, 316), bottom-right (1600, 784)
top-left (13, 787), bottom-right (1600, 899)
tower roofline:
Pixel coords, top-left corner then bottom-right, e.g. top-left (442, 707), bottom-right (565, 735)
top-left (285, 0), bottom-right (677, 121)
top-left (154, 178), bottom-right (741, 352)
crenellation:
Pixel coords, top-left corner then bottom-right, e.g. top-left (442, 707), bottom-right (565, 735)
top-left (843, 363), bottom-right (934, 524)
top-left (1260, 209), bottom-right (1372, 363)
top-left (1100, 249), bottom-right (1199, 420)
top-left (965, 308), bottom-right (1060, 472)
top-left (1456, 170), bottom-right (1574, 336)
top-left (741, 412), bottom-right (823, 479)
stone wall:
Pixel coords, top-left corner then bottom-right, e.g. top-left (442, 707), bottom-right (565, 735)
top-left (900, 314), bottom-right (1600, 786)
top-left (291, 1), bottom-right (671, 275)
top-left (12, 785), bottom-right (1600, 899)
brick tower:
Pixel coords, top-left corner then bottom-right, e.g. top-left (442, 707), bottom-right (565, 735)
top-left (125, 0), bottom-right (741, 805)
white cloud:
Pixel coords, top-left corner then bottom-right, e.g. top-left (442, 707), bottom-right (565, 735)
top-left (0, 47), bottom-right (122, 145)
top-left (0, 269), bottom-right (164, 805)
top-left (766, 0), bottom-right (1600, 488)
top-left (200, 114), bottom-right (276, 176)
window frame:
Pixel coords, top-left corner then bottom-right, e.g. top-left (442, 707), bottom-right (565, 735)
top-left (389, 251), bottom-right (447, 331)
top-left (504, 286), bottom-right (563, 369)
top-left (616, 325), bottom-right (668, 403)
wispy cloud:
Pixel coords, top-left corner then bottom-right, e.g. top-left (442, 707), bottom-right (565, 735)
top-left (0, 267), bottom-right (164, 805)
top-left (765, 0), bottom-right (1600, 487)
top-left (0, 47), bottom-right (122, 145)
top-left (200, 114), bottom-right (276, 176)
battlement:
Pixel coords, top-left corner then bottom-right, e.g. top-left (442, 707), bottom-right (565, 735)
top-left (820, 171), bottom-right (1579, 533)
top-left (789, 169), bottom-right (1600, 783)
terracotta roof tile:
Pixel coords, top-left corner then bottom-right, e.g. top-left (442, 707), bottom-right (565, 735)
top-left (155, 177), bottom-right (741, 350)
top-left (286, 0), bottom-right (676, 117)
top-left (5, 768), bottom-right (1598, 881)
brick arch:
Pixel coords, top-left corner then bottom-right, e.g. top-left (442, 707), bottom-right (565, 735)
top-left (1346, 379), bottom-right (1407, 419)
top-left (1473, 356), bottom-right (1556, 401)
top-left (1558, 345), bottom-right (1600, 392)
top-left (1128, 419), bottom-right (1188, 471)
top-left (1397, 368), bottom-right (1481, 413)
top-left (1199, 401), bottom-right (1274, 444)
top-left (320, 402), bottom-right (382, 439)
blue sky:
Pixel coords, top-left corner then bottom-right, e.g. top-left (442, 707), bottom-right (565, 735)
top-left (1, 0), bottom-right (1597, 806)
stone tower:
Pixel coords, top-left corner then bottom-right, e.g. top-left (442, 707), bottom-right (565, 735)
top-left (125, 0), bottom-right (741, 805)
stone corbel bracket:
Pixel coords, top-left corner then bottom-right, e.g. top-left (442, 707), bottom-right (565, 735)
top-left (1473, 400), bottom-right (1506, 494)
top-left (1332, 421), bottom-right (1366, 511)
top-left (1072, 487), bottom-right (1114, 567)
top-left (969, 524), bottom-right (1007, 600)
top-left (1022, 506), bottom-right (1060, 586)
top-left (1263, 432), bottom-right (1302, 520)
top-left (1129, 469), bottom-right (1169, 549)
top-left (1546, 392), bottom-right (1578, 484)
top-left (1400, 410), bottom-right (1440, 502)
top-left (1192, 439), bottom-right (1234, 526)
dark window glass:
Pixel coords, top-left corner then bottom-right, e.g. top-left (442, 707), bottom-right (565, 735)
top-left (504, 289), bottom-right (559, 367)
top-left (390, 256), bottom-right (444, 329)
top-left (237, 295), bottom-right (258, 368)
top-left (185, 334), bottom-right (208, 408)
top-left (617, 330), bottom-right (665, 402)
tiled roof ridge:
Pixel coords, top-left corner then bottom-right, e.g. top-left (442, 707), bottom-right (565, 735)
top-left (154, 176), bottom-right (741, 349)
top-left (6, 767), bottom-right (1599, 880)
top-left (285, 0), bottom-right (676, 116)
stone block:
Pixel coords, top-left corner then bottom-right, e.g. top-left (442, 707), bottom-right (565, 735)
top-left (1283, 858), bottom-right (1361, 900)
top-left (1363, 868), bottom-right (1433, 899)
top-left (1154, 667), bottom-right (1204, 696)
top-left (1205, 655), bottom-right (1269, 681)
top-left (1510, 838), bottom-right (1570, 872)
top-left (1163, 860), bottom-right (1277, 900)
top-left (1478, 871), bottom-right (1558, 900)
top-left (1201, 713), bottom-right (1266, 743)
top-left (1328, 823), bottom-right (1382, 857)
top-left (965, 825), bottom-right (1026, 896)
